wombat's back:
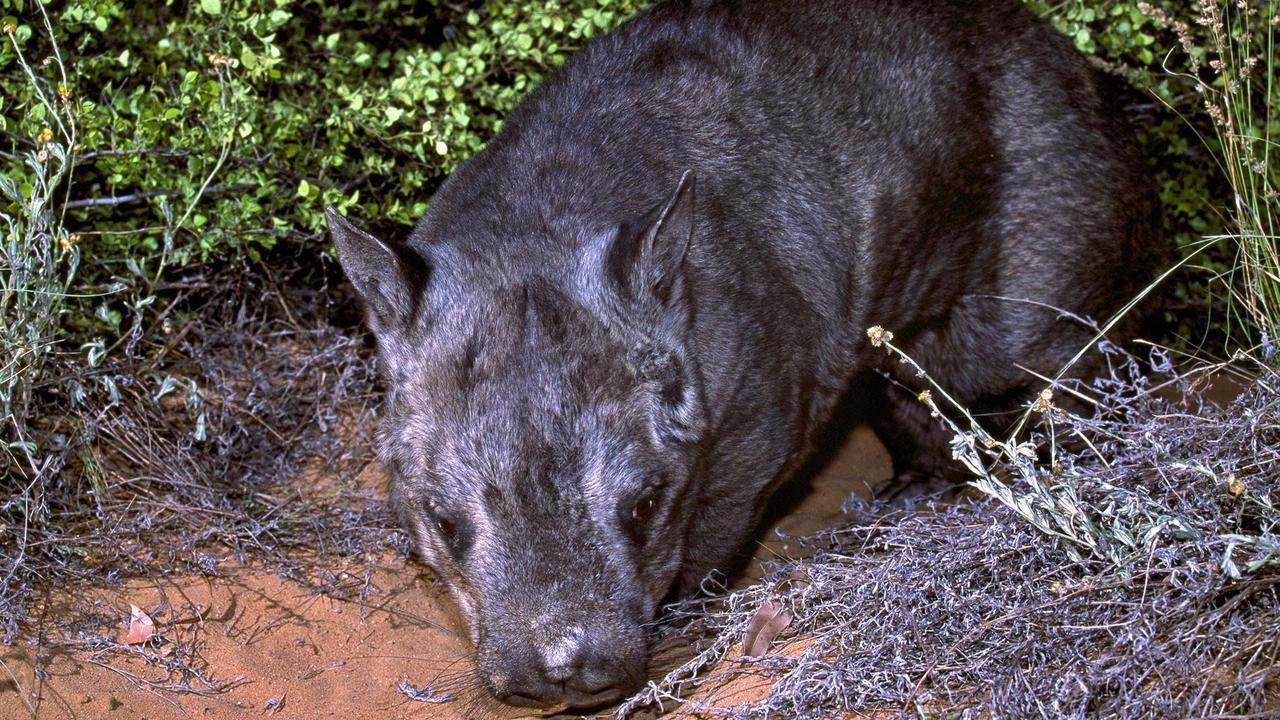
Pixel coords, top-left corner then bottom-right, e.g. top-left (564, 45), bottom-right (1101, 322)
top-left (422, 0), bottom-right (1157, 402)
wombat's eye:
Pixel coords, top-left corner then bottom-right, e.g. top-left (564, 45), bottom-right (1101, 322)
top-left (620, 487), bottom-right (661, 543)
top-left (434, 514), bottom-right (456, 540)
top-left (424, 503), bottom-right (459, 546)
top-left (631, 496), bottom-right (656, 525)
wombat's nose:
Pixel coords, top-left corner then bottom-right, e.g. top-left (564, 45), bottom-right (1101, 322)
top-left (498, 633), bottom-right (640, 708)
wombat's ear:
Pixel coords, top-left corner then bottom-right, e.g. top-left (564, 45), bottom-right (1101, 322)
top-left (327, 207), bottom-right (419, 329)
top-left (606, 170), bottom-right (695, 307)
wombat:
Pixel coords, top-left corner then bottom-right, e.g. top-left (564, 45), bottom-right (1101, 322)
top-left (327, 0), bottom-right (1159, 709)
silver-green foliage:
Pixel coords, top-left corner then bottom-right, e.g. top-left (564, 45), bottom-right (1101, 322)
top-left (1, 2), bottom-right (77, 479)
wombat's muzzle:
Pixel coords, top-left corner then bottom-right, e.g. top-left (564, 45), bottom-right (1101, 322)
top-left (485, 626), bottom-right (647, 709)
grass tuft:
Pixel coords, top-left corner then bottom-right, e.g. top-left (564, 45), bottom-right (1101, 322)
top-left (1142, 0), bottom-right (1280, 345)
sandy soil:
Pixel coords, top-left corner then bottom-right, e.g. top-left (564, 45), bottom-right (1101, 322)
top-left (1, 427), bottom-right (892, 720)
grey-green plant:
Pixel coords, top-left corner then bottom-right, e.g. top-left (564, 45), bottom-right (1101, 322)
top-left (1, 2), bottom-right (78, 481)
top-left (1162, 1), bottom-right (1279, 344)
top-left (866, 324), bottom-right (1278, 576)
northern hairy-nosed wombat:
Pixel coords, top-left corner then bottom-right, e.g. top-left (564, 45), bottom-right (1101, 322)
top-left (327, 0), bottom-right (1159, 709)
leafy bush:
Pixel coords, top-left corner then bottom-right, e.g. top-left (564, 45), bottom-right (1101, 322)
top-left (2, 0), bottom-right (644, 329)
top-left (0, 0), bottom-right (1271, 358)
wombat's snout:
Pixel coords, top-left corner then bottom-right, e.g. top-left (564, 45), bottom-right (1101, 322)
top-left (488, 628), bottom-right (645, 709)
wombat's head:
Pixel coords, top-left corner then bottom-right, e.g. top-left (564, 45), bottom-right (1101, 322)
top-left (328, 173), bottom-right (704, 709)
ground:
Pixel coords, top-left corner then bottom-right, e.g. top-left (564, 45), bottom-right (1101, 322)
top-left (0, 428), bottom-right (892, 720)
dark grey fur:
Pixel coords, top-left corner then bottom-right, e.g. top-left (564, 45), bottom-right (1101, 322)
top-left (327, 0), bottom-right (1159, 709)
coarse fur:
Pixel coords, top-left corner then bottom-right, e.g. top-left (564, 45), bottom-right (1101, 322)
top-left (327, 0), bottom-right (1160, 709)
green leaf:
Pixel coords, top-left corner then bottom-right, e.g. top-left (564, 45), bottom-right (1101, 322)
top-left (200, 0), bottom-right (222, 16)
top-left (1072, 27), bottom-right (1092, 52)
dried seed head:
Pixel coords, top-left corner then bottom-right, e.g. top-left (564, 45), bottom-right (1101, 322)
top-left (1032, 388), bottom-right (1055, 414)
top-left (1226, 474), bottom-right (1244, 497)
top-left (866, 326), bottom-right (893, 347)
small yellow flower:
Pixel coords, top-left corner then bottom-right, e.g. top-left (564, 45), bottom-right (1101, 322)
top-left (917, 389), bottom-right (931, 403)
top-left (2, 22), bottom-right (16, 34)
top-left (59, 233), bottom-right (81, 252)
top-left (57, 84), bottom-right (73, 100)
top-left (37, 127), bottom-right (53, 144)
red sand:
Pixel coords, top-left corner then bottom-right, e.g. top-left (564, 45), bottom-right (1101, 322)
top-left (1, 427), bottom-right (891, 719)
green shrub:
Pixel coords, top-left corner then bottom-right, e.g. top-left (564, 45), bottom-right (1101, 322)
top-left (2, 0), bottom-right (1270, 350)
top-left (2, 0), bottom-right (645, 329)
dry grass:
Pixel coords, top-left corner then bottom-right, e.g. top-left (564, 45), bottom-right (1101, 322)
top-left (0, 269), bottom-right (405, 645)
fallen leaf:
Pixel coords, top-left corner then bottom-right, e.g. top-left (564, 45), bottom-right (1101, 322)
top-left (122, 604), bottom-right (156, 644)
top-left (787, 568), bottom-right (811, 593)
top-left (742, 597), bottom-right (792, 657)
